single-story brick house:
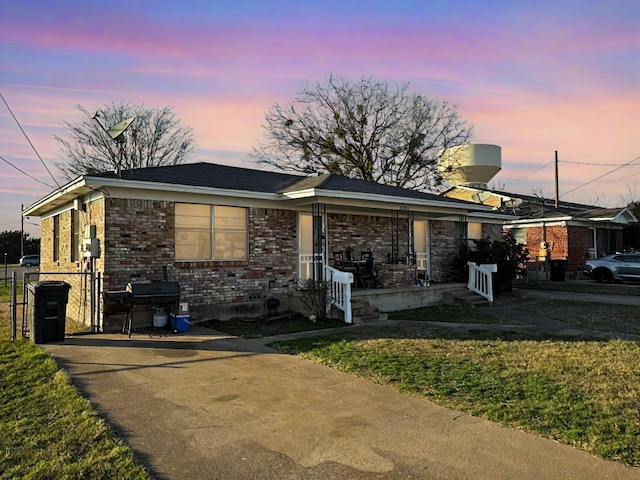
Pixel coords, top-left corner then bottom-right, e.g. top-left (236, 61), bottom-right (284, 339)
top-left (442, 185), bottom-right (638, 275)
top-left (24, 162), bottom-right (510, 330)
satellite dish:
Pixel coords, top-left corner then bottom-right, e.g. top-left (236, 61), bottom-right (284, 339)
top-left (502, 198), bottom-right (523, 213)
top-left (504, 198), bottom-right (522, 208)
top-left (471, 191), bottom-right (491, 204)
top-left (107, 116), bottom-right (136, 141)
top-left (90, 111), bottom-right (136, 177)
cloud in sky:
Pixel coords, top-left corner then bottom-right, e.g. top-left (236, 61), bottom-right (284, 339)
top-left (1, 0), bottom-right (639, 235)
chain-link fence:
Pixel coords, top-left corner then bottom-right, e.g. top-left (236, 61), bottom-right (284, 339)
top-left (8, 270), bottom-right (102, 340)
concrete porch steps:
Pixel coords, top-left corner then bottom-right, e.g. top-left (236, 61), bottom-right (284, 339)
top-left (351, 299), bottom-right (388, 324)
top-left (443, 289), bottom-right (491, 308)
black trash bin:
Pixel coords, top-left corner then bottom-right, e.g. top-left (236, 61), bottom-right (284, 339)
top-left (549, 260), bottom-right (568, 282)
top-left (27, 281), bottom-right (71, 344)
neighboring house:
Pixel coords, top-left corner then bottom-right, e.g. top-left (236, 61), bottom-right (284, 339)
top-left (442, 185), bottom-right (638, 274)
top-left (24, 162), bottom-right (510, 329)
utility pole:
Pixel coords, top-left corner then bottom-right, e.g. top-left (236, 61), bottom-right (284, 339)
top-left (554, 151), bottom-right (559, 208)
top-left (20, 204), bottom-right (24, 257)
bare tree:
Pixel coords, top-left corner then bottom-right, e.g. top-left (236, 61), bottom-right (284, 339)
top-left (252, 75), bottom-right (472, 190)
top-left (54, 102), bottom-right (197, 180)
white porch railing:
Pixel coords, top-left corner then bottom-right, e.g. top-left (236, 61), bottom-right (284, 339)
top-left (416, 252), bottom-right (428, 271)
top-left (300, 253), bottom-right (324, 281)
top-left (467, 261), bottom-right (497, 304)
top-left (324, 264), bottom-right (354, 324)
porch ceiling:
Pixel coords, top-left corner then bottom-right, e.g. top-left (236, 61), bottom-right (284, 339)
top-left (284, 192), bottom-right (499, 220)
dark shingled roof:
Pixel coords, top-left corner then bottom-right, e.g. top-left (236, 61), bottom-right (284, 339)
top-left (488, 189), bottom-right (629, 220)
top-left (286, 173), bottom-right (451, 202)
top-left (90, 162), bottom-right (473, 205)
top-left (90, 162), bottom-right (303, 193)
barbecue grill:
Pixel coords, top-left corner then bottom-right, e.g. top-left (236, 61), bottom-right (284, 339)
top-left (102, 290), bottom-right (133, 334)
top-left (102, 290), bottom-right (133, 314)
top-left (119, 282), bottom-right (180, 337)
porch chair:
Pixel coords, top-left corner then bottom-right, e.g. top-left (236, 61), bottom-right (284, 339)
top-left (360, 249), bottom-right (373, 261)
top-left (333, 250), bottom-right (358, 276)
top-left (357, 254), bottom-right (376, 288)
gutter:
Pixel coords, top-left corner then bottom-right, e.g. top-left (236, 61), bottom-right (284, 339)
top-left (284, 187), bottom-right (496, 212)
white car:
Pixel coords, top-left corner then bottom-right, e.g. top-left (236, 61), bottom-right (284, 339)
top-left (583, 253), bottom-right (640, 283)
top-left (19, 254), bottom-right (40, 267)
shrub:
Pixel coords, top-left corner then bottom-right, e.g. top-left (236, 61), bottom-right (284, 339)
top-left (460, 232), bottom-right (529, 294)
top-left (297, 279), bottom-right (334, 321)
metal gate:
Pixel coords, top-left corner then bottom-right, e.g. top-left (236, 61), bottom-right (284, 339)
top-left (8, 270), bottom-right (101, 340)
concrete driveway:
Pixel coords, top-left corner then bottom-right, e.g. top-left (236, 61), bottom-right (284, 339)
top-left (44, 327), bottom-right (639, 480)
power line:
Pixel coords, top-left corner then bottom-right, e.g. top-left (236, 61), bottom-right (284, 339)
top-left (0, 154), bottom-right (55, 188)
top-left (591, 170), bottom-right (640, 189)
top-left (559, 160), bottom-right (640, 166)
top-left (0, 91), bottom-right (61, 189)
top-left (563, 155), bottom-right (640, 196)
top-left (522, 161), bottom-right (553, 179)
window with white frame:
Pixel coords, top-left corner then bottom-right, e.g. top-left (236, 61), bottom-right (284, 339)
top-left (467, 222), bottom-right (482, 248)
top-left (510, 228), bottom-right (526, 245)
top-left (175, 203), bottom-right (247, 261)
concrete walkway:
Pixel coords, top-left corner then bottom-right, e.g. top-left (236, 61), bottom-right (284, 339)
top-left (43, 288), bottom-right (640, 480)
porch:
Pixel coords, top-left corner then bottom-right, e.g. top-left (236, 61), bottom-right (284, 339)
top-left (288, 275), bottom-right (469, 325)
top-left (351, 282), bottom-right (467, 313)
top-left (316, 261), bottom-right (494, 324)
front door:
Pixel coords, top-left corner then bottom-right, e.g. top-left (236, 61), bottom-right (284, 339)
top-left (414, 220), bottom-right (431, 280)
top-left (298, 213), bottom-right (326, 281)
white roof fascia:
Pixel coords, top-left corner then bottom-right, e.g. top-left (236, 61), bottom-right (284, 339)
top-left (284, 187), bottom-right (495, 212)
top-left (467, 211), bottom-right (517, 222)
top-left (445, 185), bottom-right (513, 200)
top-left (23, 176), bottom-right (88, 216)
top-left (589, 209), bottom-right (637, 224)
top-left (84, 177), bottom-right (283, 201)
top-left (506, 216), bottom-right (572, 225)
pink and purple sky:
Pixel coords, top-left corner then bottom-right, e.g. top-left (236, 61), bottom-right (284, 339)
top-left (1, 0), bottom-right (639, 236)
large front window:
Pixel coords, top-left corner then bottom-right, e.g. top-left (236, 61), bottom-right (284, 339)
top-left (175, 203), bottom-right (247, 261)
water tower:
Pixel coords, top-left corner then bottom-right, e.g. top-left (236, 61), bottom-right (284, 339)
top-left (438, 144), bottom-right (502, 189)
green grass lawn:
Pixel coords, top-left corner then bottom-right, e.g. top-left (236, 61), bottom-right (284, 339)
top-left (270, 327), bottom-right (640, 466)
top-left (0, 299), bottom-right (150, 479)
top-left (0, 339), bottom-right (151, 479)
top-left (0, 280), bottom-right (23, 303)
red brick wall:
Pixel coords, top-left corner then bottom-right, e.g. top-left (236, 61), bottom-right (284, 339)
top-left (567, 226), bottom-right (592, 271)
top-left (39, 198), bottom-right (495, 324)
top-left (430, 220), bottom-right (461, 282)
top-left (517, 224), bottom-right (623, 272)
top-left (102, 200), bottom-right (299, 306)
top-left (326, 213), bottom-right (407, 265)
top-left (327, 214), bottom-right (467, 283)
